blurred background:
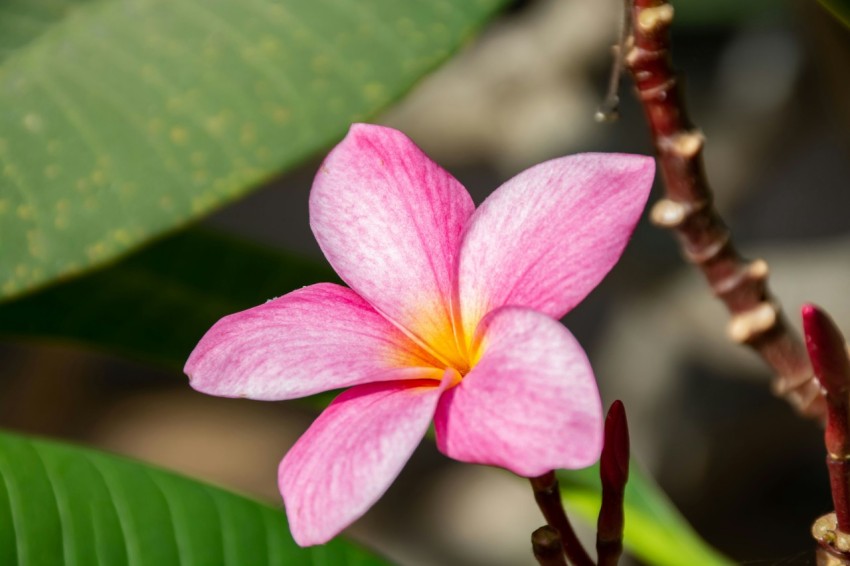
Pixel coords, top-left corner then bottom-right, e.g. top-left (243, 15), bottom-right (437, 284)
top-left (3, 0), bottom-right (850, 563)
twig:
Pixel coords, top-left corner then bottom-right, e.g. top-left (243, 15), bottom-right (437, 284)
top-left (532, 526), bottom-right (569, 566)
top-left (530, 471), bottom-right (594, 566)
top-left (623, 0), bottom-right (826, 419)
top-left (596, 401), bottom-right (629, 566)
top-left (803, 305), bottom-right (850, 533)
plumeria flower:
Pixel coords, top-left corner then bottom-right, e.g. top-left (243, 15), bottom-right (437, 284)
top-left (185, 124), bottom-right (654, 546)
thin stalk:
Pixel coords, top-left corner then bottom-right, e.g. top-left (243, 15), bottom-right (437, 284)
top-left (530, 471), bottom-right (594, 566)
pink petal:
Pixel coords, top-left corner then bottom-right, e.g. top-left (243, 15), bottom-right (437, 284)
top-left (185, 283), bottom-right (440, 400)
top-left (280, 375), bottom-right (452, 546)
top-left (457, 153), bottom-right (654, 340)
top-left (434, 307), bottom-right (603, 477)
top-left (310, 124), bottom-right (475, 366)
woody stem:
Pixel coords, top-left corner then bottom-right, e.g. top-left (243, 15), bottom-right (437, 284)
top-left (623, 0), bottom-right (824, 419)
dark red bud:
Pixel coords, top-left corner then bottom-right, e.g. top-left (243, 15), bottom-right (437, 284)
top-left (600, 400), bottom-right (630, 490)
top-left (802, 303), bottom-right (850, 402)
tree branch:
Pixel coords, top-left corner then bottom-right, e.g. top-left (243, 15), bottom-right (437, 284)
top-left (624, 0), bottom-right (825, 419)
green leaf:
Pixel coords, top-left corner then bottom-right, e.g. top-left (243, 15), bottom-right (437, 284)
top-left (0, 228), bottom-right (335, 367)
top-left (819, 0), bottom-right (850, 28)
top-left (559, 465), bottom-right (732, 566)
top-left (0, 0), bottom-right (506, 301)
top-left (0, 428), bottom-right (388, 566)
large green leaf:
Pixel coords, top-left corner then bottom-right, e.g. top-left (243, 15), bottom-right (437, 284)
top-left (0, 228), bottom-right (335, 366)
top-left (559, 465), bottom-right (731, 566)
top-left (819, 0), bottom-right (850, 27)
top-left (0, 428), bottom-right (388, 565)
top-left (0, 0), bottom-right (506, 301)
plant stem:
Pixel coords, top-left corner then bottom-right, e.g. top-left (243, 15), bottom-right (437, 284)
top-left (803, 305), bottom-right (850, 532)
top-left (596, 401), bottom-right (629, 566)
top-left (622, 0), bottom-right (825, 419)
top-left (532, 525), bottom-right (569, 566)
top-left (530, 471), bottom-right (594, 566)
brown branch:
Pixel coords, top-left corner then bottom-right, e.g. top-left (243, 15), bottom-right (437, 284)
top-left (530, 471), bottom-right (594, 566)
top-left (532, 526), bottom-right (569, 566)
top-left (624, 0), bottom-right (826, 419)
top-left (596, 401), bottom-right (629, 566)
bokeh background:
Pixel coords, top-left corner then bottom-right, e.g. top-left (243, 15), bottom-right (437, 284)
top-left (3, 0), bottom-right (850, 563)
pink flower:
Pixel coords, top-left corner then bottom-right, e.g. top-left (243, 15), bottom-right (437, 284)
top-left (185, 124), bottom-right (654, 546)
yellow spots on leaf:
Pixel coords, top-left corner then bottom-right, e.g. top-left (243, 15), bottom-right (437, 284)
top-left (87, 241), bottom-right (110, 261)
top-left (112, 229), bottom-right (132, 245)
top-left (311, 55), bottom-right (331, 74)
top-left (14, 264), bottom-right (28, 279)
top-left (23, 113), bottom-right (44, 133)
top-left (53, 199), bottom-right (71, 230)
top-left (396, 17), bottom-right (415, 34)
top-left (65, 261), bottom-right (81, 274)
top-left (205, 113), bottom-right (228, 136)
top-left (167, 97), bottom-right (185, 112)
top-left (240, 123), bottom-right (257, 146)
top-left (141, 65), bottom-right (164, 86)
top-left (192, 170), bottom-right (208, 185)
top-left (54, 199), bottom-right (70, 229)
top-left (170, 127), bottom-right (189, 145)
top-left (27, 230), bottom-right (45, 258)
top-left (119, 182), bottom-right (137, 197)
top-left (255, 146), bottom-right (271, 161)
top-left (44, 164), bottom-right (60, 180)
top-left (17, 204), bottom-right (34, 221)
top-left (2, 281), bottom-right (17, 296)
top-left (363, 82), bottom-right (386, 103)
top-left (148, 118), bottom-right (164, 135)
top-left (91, 170), bottom-right (107, 186)
top-left (272, 106), bottom-right (290, 124)
top-left (191, 194), bottom-right (215, 214)
top-left (260, 36), bottom-right (279, 54)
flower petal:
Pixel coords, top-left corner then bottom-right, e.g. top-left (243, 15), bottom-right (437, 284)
top-left (434, 307), bottom-right (603, 477)
top-left (457, 153), bottom-right (654, 340)
top-left (185, 283), bottom-right (439, 400)
top-left (280, 375), bottom-right (452, 546)
top-left (310, 124), bottom-right (475, 365)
